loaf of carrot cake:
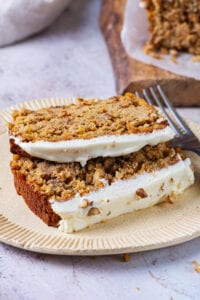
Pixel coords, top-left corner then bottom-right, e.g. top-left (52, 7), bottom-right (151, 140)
top-left (10, 143), bottom-right (194, 233)
top-left (142, 0), bottom-right (200, 56)
top-left (8, 93), bottom-right (175, 166)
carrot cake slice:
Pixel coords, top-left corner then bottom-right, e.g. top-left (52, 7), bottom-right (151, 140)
top-left (8, 93), bottom-right (175, 166)
top-left (10, 143), bottom-right (194, 233)
top-left (142, 0), bottom-right (200, 56)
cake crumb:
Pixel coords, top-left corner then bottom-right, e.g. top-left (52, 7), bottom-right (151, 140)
top-left (139, 0), bottom-right (147, 8)
top-left (148, 51), bottom-right (163, 60)
top-left (160, 47), bottom-right (168, 55)
top-left (191, 55), bottom-right (200, 63)
top-left (192, 260), bottom-right (200, 273)
top-left (123, 253), bottom-right (131, 262)
top-left (89, 256), bottom-right (96, 260)
top-left (135, 287), bottom-right (141, 292)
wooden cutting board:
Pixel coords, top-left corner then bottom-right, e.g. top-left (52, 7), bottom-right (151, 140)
top-left (100, 0), bottom-right (200, 107)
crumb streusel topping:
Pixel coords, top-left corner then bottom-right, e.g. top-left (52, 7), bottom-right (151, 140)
top-left (8, 93), bottom-right (167, 142)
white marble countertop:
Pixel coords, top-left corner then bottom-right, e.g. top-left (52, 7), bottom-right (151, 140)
top-left (0, 1), bottom-right (200, 299)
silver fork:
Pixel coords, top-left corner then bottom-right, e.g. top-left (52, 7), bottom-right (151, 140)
top-left (135, 85), bottom-right (200, 155)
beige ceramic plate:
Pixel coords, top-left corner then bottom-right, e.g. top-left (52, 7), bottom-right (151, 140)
top-left (0, 98), bottom-right (200, 256)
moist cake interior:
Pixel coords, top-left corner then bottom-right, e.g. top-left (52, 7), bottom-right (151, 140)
top-left (8, 93), bottom-right (167, 142)
top-left (11, 143), bottom-right (183, 202)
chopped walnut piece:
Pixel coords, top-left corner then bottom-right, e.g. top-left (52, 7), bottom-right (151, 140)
top-left (160, 182), bottom-right (164, 191)
top-left (136, 188), bottom-right (148, 198)
top-left (79, 199), bottom-right (89, 208)
top-left (192, 260), bottom-right (200, 273)
top-left (87, 207), bottom-right (100, 216)
top-left (165, 195), bottom-right (174, 204)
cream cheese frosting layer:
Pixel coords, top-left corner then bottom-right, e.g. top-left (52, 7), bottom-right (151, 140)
top-left (11, 126), bottom-right (175, 165)
top-left (51, 157), bottom-right (194, 233)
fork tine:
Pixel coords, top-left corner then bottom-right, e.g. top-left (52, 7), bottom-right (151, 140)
top-left (135, 91), bottom-right (141, 98)
top-left (149, 87), bottom-right (183, 137)
top-left (157, 85), bottom-right (194, 136)
top-left (142, 89), bottom-right (153, 105)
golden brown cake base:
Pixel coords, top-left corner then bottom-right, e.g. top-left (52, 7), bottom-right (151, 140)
top-left (13, 169), bottom-right (60, 226)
